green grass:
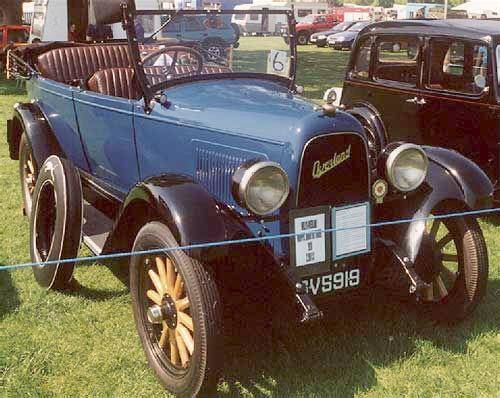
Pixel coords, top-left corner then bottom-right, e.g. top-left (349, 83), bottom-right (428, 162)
top-left (0, 45), bottom-right (499, 398)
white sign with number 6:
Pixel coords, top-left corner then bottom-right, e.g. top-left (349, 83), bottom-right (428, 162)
top-left (267, 49), bottom-right (289, 76)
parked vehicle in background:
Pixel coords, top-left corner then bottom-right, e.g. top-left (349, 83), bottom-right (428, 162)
top-left (328, 20), bottom-right (370, 50)
top-left (341, 19), bottom-right (500, 201)
top-left (310, 21), bottom-right (355, 47)
top-left (295, 13), bottom-right (340, 45)
top-left (0, 25), bottom-right (29, 72)
top-left (29, 0), bottom-right (161, 42)
top-left (232, 3), bottom-right (288, 34)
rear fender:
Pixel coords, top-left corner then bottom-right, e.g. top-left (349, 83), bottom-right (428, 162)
top-left (378, 148), bottom-right (493, 262)
top-left (8, 102), bottom-right (62, 163)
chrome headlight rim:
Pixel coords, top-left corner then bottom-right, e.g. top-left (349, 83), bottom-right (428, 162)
top-left (234, 160), bottom-right (290, 216)
top-left (385, 143), bottom-right (428, 192)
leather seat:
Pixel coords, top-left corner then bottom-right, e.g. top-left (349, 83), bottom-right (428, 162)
top-left (37, 45), bottom-right (132, 83)
top-left (87, 68), bottom-right (141, 100)
top-left (87, 65), bottom-right (234, 100)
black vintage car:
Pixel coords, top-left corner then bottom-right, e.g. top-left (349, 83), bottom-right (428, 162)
top-left (341, 19), bottom-right (500, 200)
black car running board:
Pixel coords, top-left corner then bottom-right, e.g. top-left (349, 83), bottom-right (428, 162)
top-left (82, 202), bottom-right (113, 255)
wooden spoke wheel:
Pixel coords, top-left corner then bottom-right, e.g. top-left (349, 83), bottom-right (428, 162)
top-left (145, 255), bottom-right (194, 369)
top-left (19, 134), bottom-right (37, 217)
top-left (130, 222), bottom-right (222, 397)
top-left (416, 214), bottom-right (488, 322)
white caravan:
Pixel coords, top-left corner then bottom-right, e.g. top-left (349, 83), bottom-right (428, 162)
top-left (29, 0), bottom-right (164, 42)
top-left (232, 3), bottom-right (289, 34)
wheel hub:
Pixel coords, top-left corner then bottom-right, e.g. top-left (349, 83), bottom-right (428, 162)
top-left (147, 293), bottom-right (178, 329)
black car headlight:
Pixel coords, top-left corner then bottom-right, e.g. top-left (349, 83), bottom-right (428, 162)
top-left (232, 160), bottom-right (290, 216)
top-left (385, 143), bottom-right (428, 192)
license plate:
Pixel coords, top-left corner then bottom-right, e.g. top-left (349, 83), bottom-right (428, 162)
top-left (289, 203), bottom-right (370, 269)
top-left (302, 268), bottom-right (361, 296)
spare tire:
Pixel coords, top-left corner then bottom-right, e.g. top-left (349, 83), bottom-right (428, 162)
top-left (30, 155), bottom-right (83, 290)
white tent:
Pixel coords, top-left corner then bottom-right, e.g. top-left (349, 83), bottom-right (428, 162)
top-left (453, 0), bottom-right (500, 17)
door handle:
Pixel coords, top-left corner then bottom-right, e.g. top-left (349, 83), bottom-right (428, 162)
top-left (406, 97), bottom-right (426, 105)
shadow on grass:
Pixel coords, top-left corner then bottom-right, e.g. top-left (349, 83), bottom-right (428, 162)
top-left (219, 278), bottom-right (500, 397)
top-left (63, 275), bottom-right (128, 302)
top-left (0, 271), bottom-right (20, 320)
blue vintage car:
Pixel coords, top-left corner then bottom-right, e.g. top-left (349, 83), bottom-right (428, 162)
top-left (6, 2), bottom-right (493, 397)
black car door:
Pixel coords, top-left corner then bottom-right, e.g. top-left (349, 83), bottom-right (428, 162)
top-left (417, 38), bottom-right (497, 184)
top-left (343, 36), bottom-right (424, 143)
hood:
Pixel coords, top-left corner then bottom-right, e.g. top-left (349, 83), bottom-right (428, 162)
top-left (163, 78), bottom-right (318, 143)
top-left (331, 30), bottom-right (358, 39)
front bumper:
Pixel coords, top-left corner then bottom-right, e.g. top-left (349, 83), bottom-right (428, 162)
top-left (328, 40), bottom-right (352, 49)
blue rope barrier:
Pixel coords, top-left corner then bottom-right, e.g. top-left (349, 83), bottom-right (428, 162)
top-left (1, 206), bottom-right (499, 272)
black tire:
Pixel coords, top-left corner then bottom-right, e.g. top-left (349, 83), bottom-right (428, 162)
top-left (19, 134), bottom-right (37, 217)
top-left (297, 31), bottom-right (309, 45)
top-left (30, 155), bottom-right (83, 290)
top-left (416, 215), bottom-right (488, 322)
top-left (130, 222), bottom-right (222, 397)
top-left (230, 22), bottom-right (240, 45)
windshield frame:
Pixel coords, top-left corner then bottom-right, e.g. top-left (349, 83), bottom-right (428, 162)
top-left (122, 5), bottom-right (298, 108)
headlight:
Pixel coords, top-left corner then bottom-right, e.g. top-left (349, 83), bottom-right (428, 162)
top-left (232, 160), bottom-right (290, 216)
top-left (385, 144), bottom-right (428, 192)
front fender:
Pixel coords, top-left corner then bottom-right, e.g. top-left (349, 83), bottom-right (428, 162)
top-left (106, 174), bottom-right (252, 263)
top-left (378, 148), bottom-right (493, 262)
top-left (8, 102), bottom-right (62, 164)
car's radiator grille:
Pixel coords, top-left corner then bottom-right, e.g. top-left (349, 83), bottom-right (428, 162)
top-left (297, 133), bottom-right (370, 208)
top-left (195, 147), bottom-right (250, 204)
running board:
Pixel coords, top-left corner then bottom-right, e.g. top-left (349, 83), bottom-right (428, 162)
top-left (82, 202), bottom-right (113, 255)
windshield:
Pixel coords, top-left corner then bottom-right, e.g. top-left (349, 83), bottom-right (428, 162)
top-left (332, 21), bottom-right (352, 32)
top-left (132, 11), bottom-right (293, 89)
top-left (7, 29), bottom-right (28, 43)
top-left (349, 21), bottom-right (369, 32)
top-left (299, 15), bottom-right (315, 24)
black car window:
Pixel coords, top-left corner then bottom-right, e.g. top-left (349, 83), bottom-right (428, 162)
top-left (352, 37), bottom-right (372, 80)
top-left (427, 40), bottom-right (489, 95)
top-left (374, 38), bottom-right (420, 86)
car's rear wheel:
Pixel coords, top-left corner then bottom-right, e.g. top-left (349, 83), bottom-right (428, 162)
top-left (19, 134), bottom-right (37, 217)
top-left (130, 222), bottom-right (222, 397)
top-left (415, 214), bottom-right (488, 322)
top-left (30, 155), bottom-right (83, 290)
top-left (297, 31), bottom-right (309, 45)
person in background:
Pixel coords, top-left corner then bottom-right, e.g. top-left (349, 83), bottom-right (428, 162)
top-left (135, 20), bottom-right (145, 42)
top-left (69, 24), bottom-right (78, 41)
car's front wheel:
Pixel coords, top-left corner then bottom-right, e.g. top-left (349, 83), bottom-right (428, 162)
top-left (130, 221), bottom-right (222, 397)
top-left (415, 214), bottom-right (488, 322)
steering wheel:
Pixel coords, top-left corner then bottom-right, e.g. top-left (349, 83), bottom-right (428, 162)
top-left (141, 45), bottom-right (204, 78)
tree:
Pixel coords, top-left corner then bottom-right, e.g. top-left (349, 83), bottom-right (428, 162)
top-left (0, 0), bottom-right (23, 25)
top-left (373, 0), bottom-right (395, 8)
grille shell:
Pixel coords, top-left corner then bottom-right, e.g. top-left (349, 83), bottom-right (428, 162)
top-left (297, 132), bottom-right (370, 208)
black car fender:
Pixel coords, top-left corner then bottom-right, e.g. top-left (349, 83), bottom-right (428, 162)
top-left (7, 102), bottom-right (62, 163)
top-left (346, 102), bottom-right (388, 154)
top-left (105, 174), bottom-right (253, 264)
top-left (378, 147), bottom-right (493, 263)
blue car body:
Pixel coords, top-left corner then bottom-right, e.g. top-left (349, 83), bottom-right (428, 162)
top-left (6, 8), bottom-right (492, 312)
